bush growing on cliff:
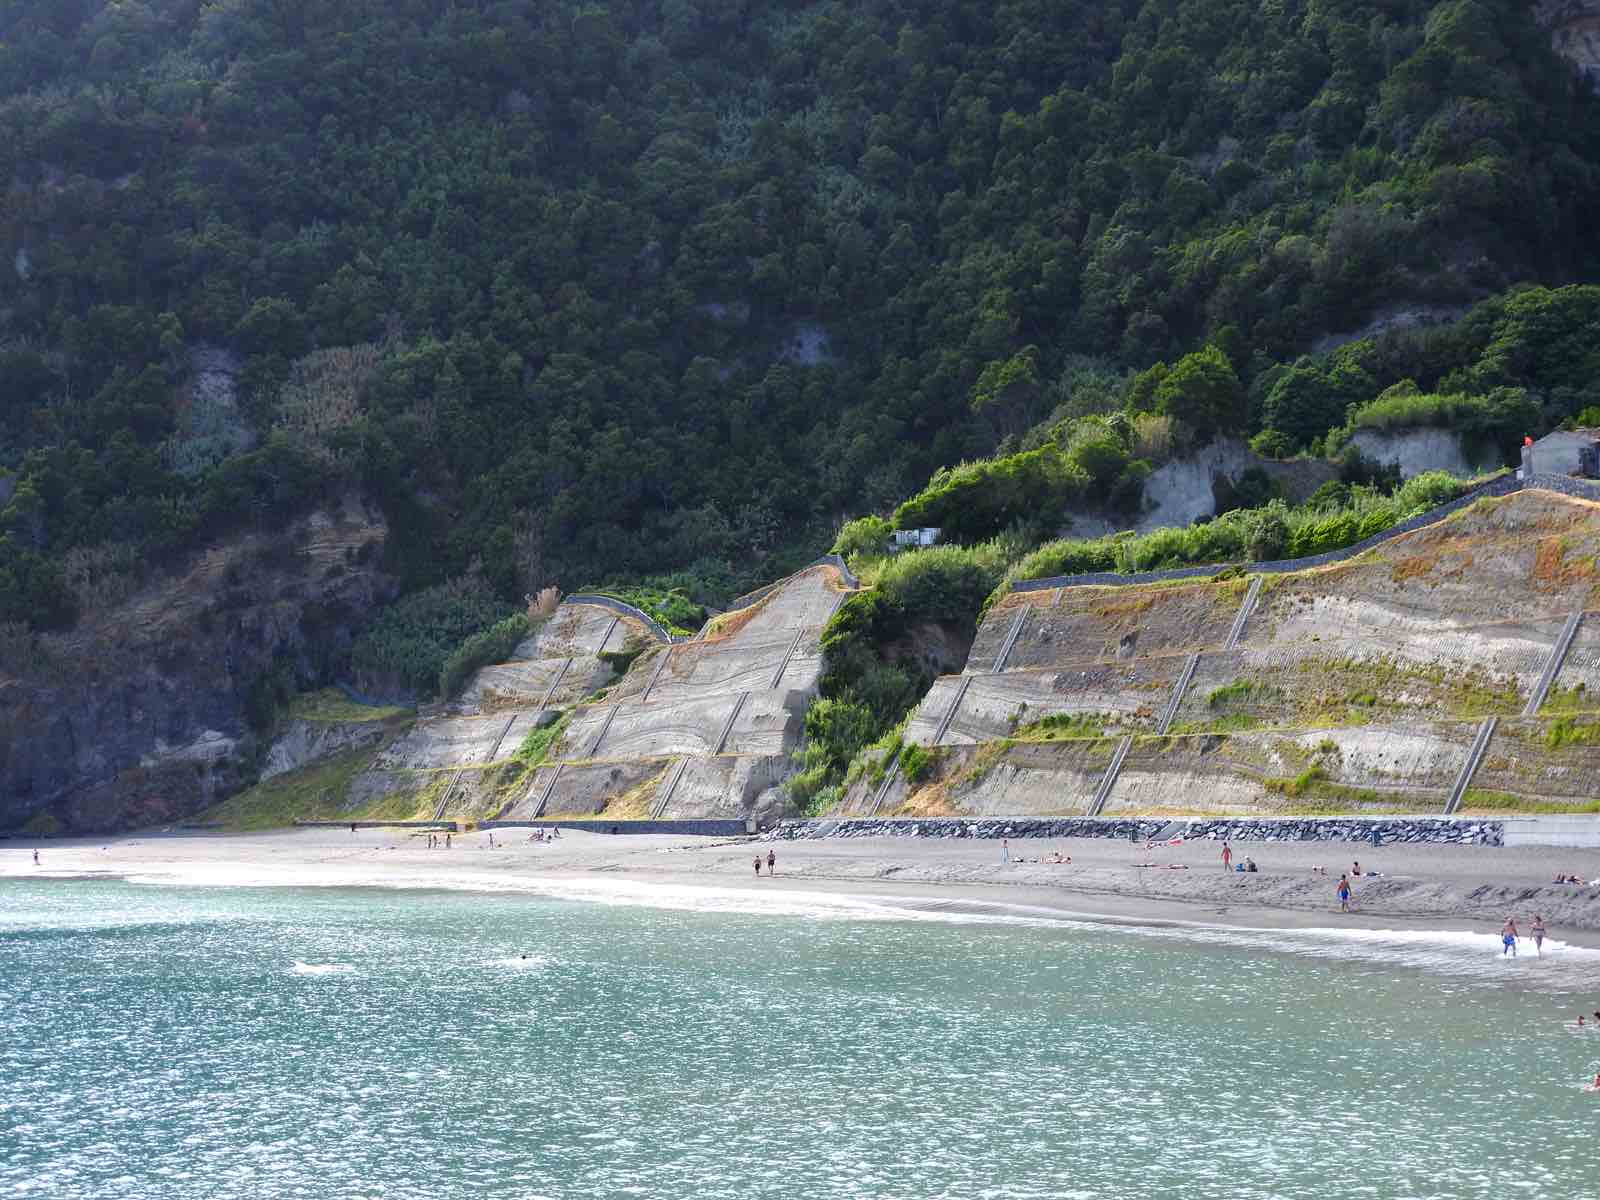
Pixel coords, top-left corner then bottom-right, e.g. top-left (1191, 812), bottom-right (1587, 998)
top-left (438, 612), bottom-right (531, 698)
top-left (831, 516), bottom-right (892, 565)
top-left (352, 576), bottom-right (514, 700)
top-left (804, 540), bottom-right (1013, 808)
top-left (994, 471), bottom-right (1481, 595)
top-left (582, 584), bottom-right (705, 637)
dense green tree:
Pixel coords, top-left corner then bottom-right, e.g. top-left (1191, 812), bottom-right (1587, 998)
top-left (1153, 346), bottom-right (1247, 443)
top-left (0, 0), bottom-right (1596, 640)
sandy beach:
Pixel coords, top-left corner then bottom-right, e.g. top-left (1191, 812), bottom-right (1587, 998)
top-left (8, 825), bottom-right (1600, 947)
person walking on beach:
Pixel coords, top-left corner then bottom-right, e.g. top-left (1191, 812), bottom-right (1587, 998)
top-left (1501, 917), bottom-right (1518, 957)
top-left (32, 849), bottom-right (38, 865)
top-left (1001, 837), bottom-right (1010, 864)
top-left (766, 849), bottom-right (776, 875)
top-left (1337, 874), bottom-right (1352, 913)
top-left (1221, 842), bottom-right (1232, 872)
top-left (1531, 914), bottom-right (1547, 956)
top-left (445, 833), bottom-right (452, 848)
top-left (754, 854), bottom-right (762, 877)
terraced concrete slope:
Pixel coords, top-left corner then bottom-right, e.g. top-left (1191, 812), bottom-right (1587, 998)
top-left (852, 486), bottom-right (1600, 819)
top-left (497, 563), bottom-right (853, 825)
top-left (351, 601), bottom-right (655, 820)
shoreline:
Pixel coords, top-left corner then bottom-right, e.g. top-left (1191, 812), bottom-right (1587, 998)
top-left (8, 825), bottom-right (1600, 950)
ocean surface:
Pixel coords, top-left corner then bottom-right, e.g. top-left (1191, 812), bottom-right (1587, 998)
top-left (4, 872), bottom-right (1600, 1199)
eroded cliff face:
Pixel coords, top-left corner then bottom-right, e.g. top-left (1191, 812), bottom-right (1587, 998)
top-left (0, 494), bottom-right (392, 834)
top-left (1539, 0), bottom-right (1600, 79)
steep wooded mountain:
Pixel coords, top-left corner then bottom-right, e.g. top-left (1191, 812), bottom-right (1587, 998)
top-left (5, 0), bottom-right (1600, 829)
top-left (5, 0), bottom-right (1600, 620)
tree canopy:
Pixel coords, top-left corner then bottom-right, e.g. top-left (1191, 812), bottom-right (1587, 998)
top-left (1, 0), bottom-right (1598, 633)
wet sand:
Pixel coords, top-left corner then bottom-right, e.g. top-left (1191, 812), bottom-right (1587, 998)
top-left (8, 825), bottom-right (1600, 947)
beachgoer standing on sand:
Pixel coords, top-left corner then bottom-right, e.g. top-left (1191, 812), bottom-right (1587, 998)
top-left (32, 849), bottom-right (39, 865)
top-left (1337, 874), bottom-right (1352, 912)
top-left (1001, 837), bottom-right (1010, 864)
top-left (766, 849), bottom-right (776, 875)
top-left (754, 854), bottom-right (762, 877)
top-left (446, 833), bottom-right (452, 848)
top-left (1221, 842), bottom-right (1232, 871)
top-left (1502, 917), bottom-right (1518, 957)
top-left (1531, 914), bottom-right (1547, 956)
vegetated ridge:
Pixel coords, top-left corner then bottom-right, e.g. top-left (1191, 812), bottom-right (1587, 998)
top-left (6, 0), bottom-right (1600, 829)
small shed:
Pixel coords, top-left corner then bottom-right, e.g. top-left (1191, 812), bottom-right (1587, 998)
top-left (1525, 428), bottom-right (1600, 478)
top-left (890, 527), bottom-right (941, 550)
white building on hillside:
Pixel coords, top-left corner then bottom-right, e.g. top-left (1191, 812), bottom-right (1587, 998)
top-left (1524, 428), bottom-right (1600, 478)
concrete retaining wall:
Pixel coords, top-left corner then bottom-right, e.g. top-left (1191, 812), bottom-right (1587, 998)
top-left (1500, 816), bottom-right (1600, 848)
top-left (295, 819), bottom-right (458, 830)
top-left (482, 818), bottom-right (751, 836)
top-left (562, 594), bottom-right (688, 644)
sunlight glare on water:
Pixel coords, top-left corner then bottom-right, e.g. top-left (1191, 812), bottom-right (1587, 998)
top-left (2, 877), bottom-right (1598, 1199)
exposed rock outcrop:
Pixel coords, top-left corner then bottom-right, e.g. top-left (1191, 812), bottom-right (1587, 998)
top-left (1538, 0), bottom-right (1600, 80)
top-left (0, 494), bottom-right (393, 833)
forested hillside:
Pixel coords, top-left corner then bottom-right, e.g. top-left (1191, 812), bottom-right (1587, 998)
top-left (3, 0), bottom-right (1599, 639)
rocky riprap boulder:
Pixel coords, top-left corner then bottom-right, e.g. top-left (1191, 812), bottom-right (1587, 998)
top-left (767, 816), bottom-right (1503, 846)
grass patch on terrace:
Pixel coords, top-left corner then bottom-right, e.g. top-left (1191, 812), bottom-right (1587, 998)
top-left (1540, 682), bottom-right (1595, 715)
top-left (596, 762), bottom-right (674, 821)
top-left (1546, 715), bottom-right (1600, 749)
top-left (515, 712), bottom-right (570, 766)
top-left (288, 688), bottom-right (409, 723)
top-left (1010, 711), bottom-right (1113, 741)
top-left (1289, 655), bottom-right (1520, 722)
top-left (201, 745), bottom-right (420, 830)
top-left (1458, 788), bottom-right (1600, 814)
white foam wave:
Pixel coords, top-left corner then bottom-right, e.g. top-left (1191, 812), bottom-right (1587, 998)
top-left (36, 858), bottom-right (1600, 988)
top-left (291, 961), bottom-right (353, 976)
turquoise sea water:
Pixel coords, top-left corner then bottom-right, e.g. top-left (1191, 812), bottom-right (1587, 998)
top-left (3, 875), bottom-right (1600, 1199)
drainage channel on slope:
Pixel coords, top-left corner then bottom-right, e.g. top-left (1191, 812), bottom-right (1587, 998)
top-left (1088, 735), bottom-right (1134, 817)
top-left (527, 762), bottom-right (565, 820)
top-left (431, 764), bottom-right (468, 820)
top-left (1524, 612), bottom-right (1583, 717)
top-left (1443, 716), bottom-right (1498, 816)
top-left (1156, 653), bottom-right (1201, 735)
top-left (711, 692), bottom-right (750, 756)
top-left (533, 657), bottom-right (574, 717)
top-left (1225, 576), bottom-right (1262, 650)
top-left (484, 713), bottom-right (520, 763)
top-left (769, 628), bottom-right (807, 690)
top-left (989, 605), bottom-right (1031, 673)
top-left (650, 757), bottom-right (690, 819)
top-left (636, 642), bottom-right (677, 704)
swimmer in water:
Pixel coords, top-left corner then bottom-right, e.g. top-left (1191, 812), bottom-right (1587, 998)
top-left (1501, 917), bottom-right (1518, 957)
top-left (1588, 1073), bottom-right (1600, 1092)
